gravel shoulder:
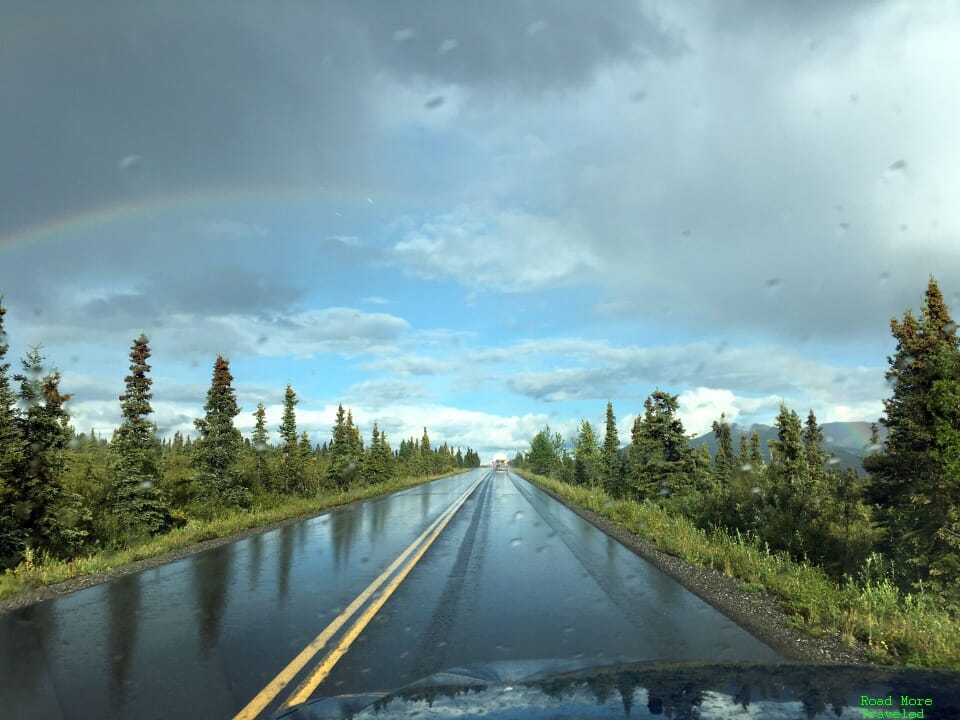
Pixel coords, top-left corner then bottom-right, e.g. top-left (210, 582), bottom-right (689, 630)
top-left (529, 477), bottom-right (872, 665)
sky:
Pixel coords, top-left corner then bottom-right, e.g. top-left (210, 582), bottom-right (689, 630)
top-left (1, 1), bottom-right (959, 462)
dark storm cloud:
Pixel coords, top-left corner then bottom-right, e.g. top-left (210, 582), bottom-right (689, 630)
top-left (343, 0), bottom-right (684, 93)
top-left (0, 0), bottom-right (678, 237)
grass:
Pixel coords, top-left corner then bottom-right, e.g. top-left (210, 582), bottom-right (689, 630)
top-left (0, 470), bottom-right (460, 603)
top-left (516, 469), bottom-right (960, 669)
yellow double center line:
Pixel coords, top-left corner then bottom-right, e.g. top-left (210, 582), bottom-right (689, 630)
top-left (232, 475), bottom-right (485, 720)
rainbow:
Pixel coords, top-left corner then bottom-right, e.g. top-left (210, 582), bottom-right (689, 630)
top-left (0, 184), bottom-right (403, 253)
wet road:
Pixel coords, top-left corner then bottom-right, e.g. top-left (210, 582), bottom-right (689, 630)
top-left (0, 469), bottom-right (781, 719)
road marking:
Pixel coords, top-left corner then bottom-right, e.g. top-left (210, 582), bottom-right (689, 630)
top-left (280, 474), bottom-right (484, 709)
top-left (232, 475), bottom-right (484, 720)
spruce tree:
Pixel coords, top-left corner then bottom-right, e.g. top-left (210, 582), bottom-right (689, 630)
top-left (192, 356), bottom-right (249, 508)
top-left (297, 431), bottom-right (313, 494)
top-left (601, 401), bottom-right (622, 495)
top-left (110, 333), bottom-right (172, 539)
top-left (0, 296), bottom-right (26, 567)
top-left (251, 402), bottom-right (269, 490)
top-left (327, 404), bottom-right (360, 489)
top-left (748, 432), bottom-right (765, 472)
top-left (278, 385), bottom-right (301, 494)
top-left (527, 426), bottom-right (558, 476)
top-left (573, 420), bottom-right (601, 486)
top-left (420, 427), bottom-right (431, 476)
top-left (12, 348), bottom-right (89, 559)
top-left (711, 413), bottom-right (736, 480)
top-left (864, 277), bottom-right (960, 591)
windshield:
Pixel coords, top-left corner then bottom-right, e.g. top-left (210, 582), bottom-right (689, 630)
top-left (1, 3), bottom-right (959, 720)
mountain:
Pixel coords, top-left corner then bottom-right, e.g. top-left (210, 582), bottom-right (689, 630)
top-left (686, 421), bottom-right (886, 475)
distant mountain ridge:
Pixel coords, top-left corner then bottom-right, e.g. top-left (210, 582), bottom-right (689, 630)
top-left (687, 421), bottom-right (887, 475)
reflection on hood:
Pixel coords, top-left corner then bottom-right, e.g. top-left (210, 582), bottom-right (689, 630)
top-left (275, 659), bottom-right (960, 719)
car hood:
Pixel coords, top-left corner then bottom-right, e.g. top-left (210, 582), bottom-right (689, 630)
top-left (273, 658), bottom-right (960, 719)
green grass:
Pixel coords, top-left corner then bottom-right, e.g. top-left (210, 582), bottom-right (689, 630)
top-left (516, 469), bottom-right (960, 669)
top-left (0, 470), bottom-right (460, 603)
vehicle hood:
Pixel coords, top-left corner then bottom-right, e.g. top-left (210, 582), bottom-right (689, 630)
top-left (273, 658), bottom-right (960, 719)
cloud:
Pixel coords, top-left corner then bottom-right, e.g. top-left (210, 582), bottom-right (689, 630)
top-left (360, 355), bottom-right (454, 376)
top-left (393, 206), bottom-right (598, 292)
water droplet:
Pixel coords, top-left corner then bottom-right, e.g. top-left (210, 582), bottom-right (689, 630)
top-left (536, 545), bottom-right (545, 553)
top-left (360, 556), bottom-right (369, 564)
top-left (139, 480), bottom-right (154, 489)
top-left (865, 443), bottom-right (883, 453)
top-left (751, 486), bottom-right (761, 494)
top-left (889, 159), bottom-right (907, 171)
top-left (659, 487), bottom-right (672, 496)
top-left (740, 463), bottom-right (752, 472)
top-left (438, 38), bottom-right (458, 54)
top-left (399, 650), bottom-right (409, 659)
top-left (393, 28), bottom-right (416, 42)
top-left (526, 19), bottom-right (547, 36)
top-left (424, 96), bottom-right (444, 109)
top-left (403, 625), bottom-right (412, 633)
top-left (563, 626), bottom-right (574, 634)
top-left (510, 538), bottom-right (522, 547)
top-left (631, 90), bottom-right (647, 102)
top-left (826, 457), bottom-right (841, 465)
top-left (765, 278), bottom-right (781, 289)
top-left (513, 511), bottom-right (524, 521)
top-left (437, 641), bottom-right (446, 648)
top-left (825, 435), bottom-right (835, 444)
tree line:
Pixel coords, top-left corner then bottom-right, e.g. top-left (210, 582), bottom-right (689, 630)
top-left (0, 298), bottom-right (481, 570)
top-left (515, 278), bottom-right (960, 608)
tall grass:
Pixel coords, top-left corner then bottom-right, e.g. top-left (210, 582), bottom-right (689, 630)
top-left (0, 470), bottom-right (460, 603)
top-left (517, 469), bottom-right (960, 669)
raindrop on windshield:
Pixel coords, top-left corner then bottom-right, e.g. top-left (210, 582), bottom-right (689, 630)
top-left (424, 96), bottom-right (445, 109)
top-left (889, 159), bottom-right (907, 171)
top-left (393, 28), bottom-right (416, 42)
top-left (631, 90), bottom-right (647, 102)
top-left (659, 487), bottom-right (672, 496)
top-left (751, 486), bottom-right (761, 494)
top-left (438, 38), bottom-right (458, 54)
top-left (826, 457), bottom-right (841, 465)
top-left (513, 511), bottom-right (524, 521)
top-left (740, 463), bottom-right (752, 472)
top-left (139, 480), bottom-right (154, 489)
top-left (765, 278), bottom-right (781, 289)
top-left (510, 537), bottom-right (522, 547)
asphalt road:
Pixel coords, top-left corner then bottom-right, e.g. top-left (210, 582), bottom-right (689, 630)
top-left (0, 469), bottom-right (781, 719)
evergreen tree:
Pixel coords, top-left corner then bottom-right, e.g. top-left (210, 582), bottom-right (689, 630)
top-left (455, 447), bottom-right (464, 467)
top-left (109, 333), bottom-right (172, 539)
top-left (251, 402), bottom-right (269, 490)
top-left (736, 433), bottom-right (749, 468)
top-left (192, 356), bottom-right (250, 508)
top-left (802, 409), bottom-right (828, 501)
top-left (327, 404), bottom-right (361, 489)
top-left (527, 426), bottom-right (558, 476)
top-left (601, 402), bottom-right (622, 495)
top-left (11, 348), bottom-right (89, 560)
top-left (278, 385), bottom-right (301, 494)
top-left (626, 391), bottom-right (694, 500)
top-left (768, 404), bottom-right (805, 491)
top-left (420, 427), bottom-right (431, 476)
top-left (711, 413), bottom-right (736, 480)
top-left (748, 432), bottom-right (765, 472)
top-left (573, 420), bottom-right (601, 486)
top-left (0, 296), bottom-right (26, 567)
top-left (863, 277), bottom-right (960, 591)
top-left (297, 430), bottom-right (314, 494)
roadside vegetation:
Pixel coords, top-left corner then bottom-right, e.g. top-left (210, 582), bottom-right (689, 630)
top-left (0, 294), bottom-right (481, 598)
top-left (513, 277), bottom-right (960, 669)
